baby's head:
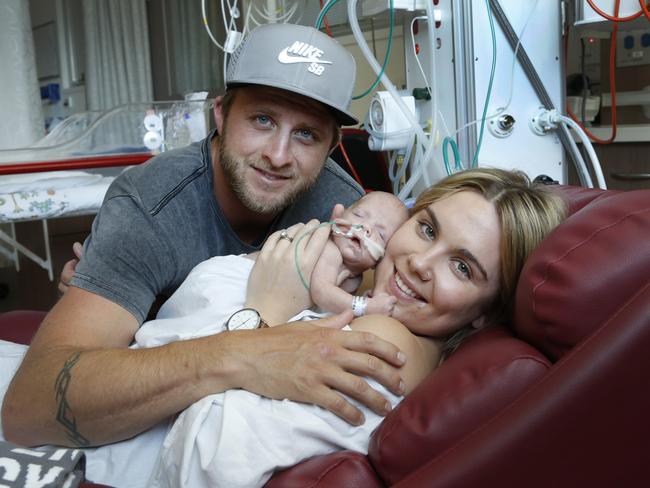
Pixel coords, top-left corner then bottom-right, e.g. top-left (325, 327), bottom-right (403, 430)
top-left (331, 191), bottom-right (408, 274)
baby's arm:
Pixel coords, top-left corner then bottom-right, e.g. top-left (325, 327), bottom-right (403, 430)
top-left (309, 242), bottom-right (352, 314)
top-left (339, 274), bottom-right (362, 294)
top-left (311, 262), bottom-right (396, 316)
top-left (311, 245), bottom-right (396, 316)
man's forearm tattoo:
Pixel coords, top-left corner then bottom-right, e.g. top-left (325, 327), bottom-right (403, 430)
top-left (54, 352), bottom-right (90, 447)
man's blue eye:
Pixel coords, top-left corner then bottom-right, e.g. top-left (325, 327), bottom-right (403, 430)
top-left (296, 129), bottom-right (314, 140)
top-left (257, 115), bottom-right (270, 125)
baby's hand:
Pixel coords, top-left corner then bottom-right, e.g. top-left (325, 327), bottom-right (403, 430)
top-left (365, 293), bottom-right (397, 316)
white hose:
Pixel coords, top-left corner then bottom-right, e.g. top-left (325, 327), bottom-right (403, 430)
top-left (561, 121), bottom-right (594, 188)
top-left (348, 0), bottom-right (446, 199)
top-left (421, 0), bottom-right (438, 187)
top-left (202, 0), bottom-right (225, 50)
top-left (398, 145), bottom-right (428, 199)
top-left (555, 114), bottom-right (607, 189)
top-left (348, 1), bottom-right (422, 136)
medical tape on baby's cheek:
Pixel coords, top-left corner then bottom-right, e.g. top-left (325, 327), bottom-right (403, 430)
top-left (332, 220), bottom-right (385, 260)
top-left (360, 234), bottom-right (385, 260)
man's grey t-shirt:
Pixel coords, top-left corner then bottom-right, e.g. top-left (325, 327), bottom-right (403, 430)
top-left (71, 134), bottom-right (363, 324)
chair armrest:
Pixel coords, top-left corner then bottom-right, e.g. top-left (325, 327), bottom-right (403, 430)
top-left (266, 451), bottom-right (382, 488)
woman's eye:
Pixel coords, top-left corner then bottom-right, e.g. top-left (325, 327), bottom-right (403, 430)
top-left (418, 221), bottom-right (435, 240)
top-left (453, 260), bottom-right (472, 279)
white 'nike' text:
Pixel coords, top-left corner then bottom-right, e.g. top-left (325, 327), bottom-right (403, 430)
top-left (277, 48), bottom-right (332, 65)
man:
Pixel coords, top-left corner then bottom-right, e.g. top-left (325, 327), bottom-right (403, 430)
top-left (2, 23), bottom-right (405, 448)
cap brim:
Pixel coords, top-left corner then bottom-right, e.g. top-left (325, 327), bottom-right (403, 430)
top-left (227, 80), bottom-right (359, 126)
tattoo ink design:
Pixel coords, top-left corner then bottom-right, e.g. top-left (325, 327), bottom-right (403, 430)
top-left (55, 352), bottom-right (90, 447)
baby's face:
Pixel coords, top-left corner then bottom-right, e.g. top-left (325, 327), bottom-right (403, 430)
top-left (334, 192), bottom-right (408, 272)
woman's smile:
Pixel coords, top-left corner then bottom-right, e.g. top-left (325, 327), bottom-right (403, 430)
top-left (392, 271), bottom-right (423, 301)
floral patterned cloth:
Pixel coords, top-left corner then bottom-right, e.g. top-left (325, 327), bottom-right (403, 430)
top-left (0, 173), bottom-right (114, 222)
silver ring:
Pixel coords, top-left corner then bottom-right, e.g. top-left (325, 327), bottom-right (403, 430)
top-left (279, 230), bottom-right (294, 243)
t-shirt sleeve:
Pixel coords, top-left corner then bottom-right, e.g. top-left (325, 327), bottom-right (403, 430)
top-left (70, 193), bottom-right (175, 324)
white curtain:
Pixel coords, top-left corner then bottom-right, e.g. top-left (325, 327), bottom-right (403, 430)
top-left (166, 0), bottom-right (225, 96)
top-left (83, 0), bottom-right (153, 110)
top-left (0, 0), bottom-right (45, 149)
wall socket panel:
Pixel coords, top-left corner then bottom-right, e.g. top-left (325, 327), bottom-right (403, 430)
top-left (617, 29), bottom-right (650, 68)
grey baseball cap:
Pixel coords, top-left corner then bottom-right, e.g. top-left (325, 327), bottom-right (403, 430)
top-left (226, 23), bottom-right (358, 126)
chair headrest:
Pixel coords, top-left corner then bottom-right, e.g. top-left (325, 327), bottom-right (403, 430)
top-left (514, 188), bottom-right (650, 361)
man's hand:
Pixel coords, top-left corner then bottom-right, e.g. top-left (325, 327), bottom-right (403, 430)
top-left (246, 220), bottom-right (331, 325)
top-left (224, 311), bottom-right (407, 426)
top-left (58, 242), bottom-right (83, 295)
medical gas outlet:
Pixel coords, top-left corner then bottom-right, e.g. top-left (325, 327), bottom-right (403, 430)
top-left (367, 91), bottom-right (416, 151)
top-left (488, 114), bottom-right (517, 138)
top-left (529, 108), bottom-right (560, 136)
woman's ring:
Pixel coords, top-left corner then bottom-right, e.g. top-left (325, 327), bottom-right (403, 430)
top-left (279, 230), bottom-right (294, 243)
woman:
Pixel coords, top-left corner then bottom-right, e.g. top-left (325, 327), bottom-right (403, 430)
top-left (147, 167), bottom-right (566, 488)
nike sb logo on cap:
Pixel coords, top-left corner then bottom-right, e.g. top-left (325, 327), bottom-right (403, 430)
top-left (278, 41), bottom-right (332, 76)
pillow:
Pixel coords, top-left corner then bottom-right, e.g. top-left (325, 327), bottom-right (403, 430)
top-left (514, 189), bottom-right (650, 361)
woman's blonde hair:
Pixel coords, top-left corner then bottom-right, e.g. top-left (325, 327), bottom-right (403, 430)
top-left (411, 168), bottom-right (567, 351)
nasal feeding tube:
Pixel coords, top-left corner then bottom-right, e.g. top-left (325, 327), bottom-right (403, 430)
top-left (331, 219), bottom-right (385, 261)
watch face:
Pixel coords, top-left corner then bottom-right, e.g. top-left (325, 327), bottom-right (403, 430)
top-left (226, 308), bottom-right (260, 330)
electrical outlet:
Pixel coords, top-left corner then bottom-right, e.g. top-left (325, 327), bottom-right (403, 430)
top-left (617, 29), bottom-right (650, 68)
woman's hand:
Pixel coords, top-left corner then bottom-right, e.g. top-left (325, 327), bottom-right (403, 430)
top-left (246, 220), bottom-right (331, 325)
top-left (58, 242), bottom-right (84, 295)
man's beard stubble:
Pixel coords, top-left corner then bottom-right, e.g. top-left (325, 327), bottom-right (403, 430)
top-left (218, 128), bottom-right (323, 215)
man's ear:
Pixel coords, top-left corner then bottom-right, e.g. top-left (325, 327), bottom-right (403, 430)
top-left (471, 315), bottom-right (488, 330)
top-left (213, 96), bottom-right (224, 134)
top-left (330, 203), bottom-right (345, 221)
top-left (328, 128), bottom-right (342, 155)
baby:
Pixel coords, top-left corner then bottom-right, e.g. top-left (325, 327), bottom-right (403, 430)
top-left (309, 191), bottom-right (408, 317)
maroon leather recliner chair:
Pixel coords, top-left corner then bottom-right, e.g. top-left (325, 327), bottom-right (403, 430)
top-left (2, 185), bottom-right (649, 487)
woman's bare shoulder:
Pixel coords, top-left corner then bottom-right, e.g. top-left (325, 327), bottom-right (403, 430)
top-left (349, 314), bottom-right (442, 394)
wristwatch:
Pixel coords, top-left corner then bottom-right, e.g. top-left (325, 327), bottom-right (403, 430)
top-left (225, 308), bottom-right (269, 331)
